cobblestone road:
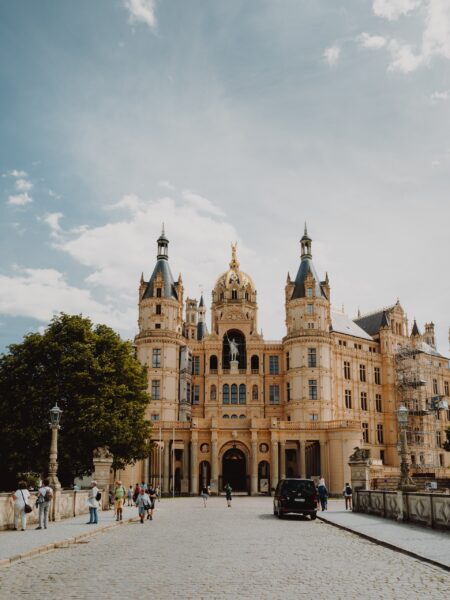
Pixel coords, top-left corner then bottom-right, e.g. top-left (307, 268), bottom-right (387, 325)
top-left (0, 497), bottom-right (448, 599)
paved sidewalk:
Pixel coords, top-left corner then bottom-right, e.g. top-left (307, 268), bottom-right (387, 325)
top-left (319, 499), bottom-right (450, 570)
top-left (0, 505), bottom-right (139, 566)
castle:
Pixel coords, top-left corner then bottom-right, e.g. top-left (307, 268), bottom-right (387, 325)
top-left (122, 227), bottom-right (450, 494)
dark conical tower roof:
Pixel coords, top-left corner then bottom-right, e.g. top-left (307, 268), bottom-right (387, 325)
top-left (411, 319), bottom-right (420, 337)
top-left (142, 227), bottom-right (178, 300)
top-left (291, 226), bottom-right (327, 300)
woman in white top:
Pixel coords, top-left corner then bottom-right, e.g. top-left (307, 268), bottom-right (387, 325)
top-left (12, 480), bottom-right (31, 531)
top-left (87, 481), bottom-right (100, 524)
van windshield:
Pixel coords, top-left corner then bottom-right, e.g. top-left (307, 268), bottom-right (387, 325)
top-left (282, 480), bottom-right (315, 494)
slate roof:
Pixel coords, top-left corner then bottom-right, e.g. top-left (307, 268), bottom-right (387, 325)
top-left (331, 311), bottom-right (373, 341)
top-left (354, 306), bottom-right (395, 337)
top-left (142, 259), bottom-right (178, 300)
top-left (291, 258), bottom-right (327, 300)
top-left (197, 320), bottom-right (207, 341)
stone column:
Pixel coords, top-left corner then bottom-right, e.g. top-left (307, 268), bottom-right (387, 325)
top-left (211, 435), bottom-right (219, 496)
top-left (181, 445), bottom-right (189, 494)
top-left (271, 439), bottom-right (279, 492)
top-left (280, 440), bottom-right (286, 480)
top-left (163, 441), bottom-right (170, 495)
top-left (190, 433), bottom-right (198, 495)
top-left (144, 457), bottom-right (149, 485)
top-left (299, 441), bottom-right (306, 478)
top-left (251, 432), bottom-right (258, 496)
top-left (319, 440), bottom-right (328, 482)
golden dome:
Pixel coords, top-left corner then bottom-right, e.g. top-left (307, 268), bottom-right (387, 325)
top-left (213, 243), bottom-right (256, 296)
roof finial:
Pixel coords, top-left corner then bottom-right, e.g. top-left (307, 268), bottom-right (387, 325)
top-left (230, 241), bottom-right (240, 269)
top-left (161, 222), bottom-right (165, 236)
top-left (304, 221), bottom-right (308, 236)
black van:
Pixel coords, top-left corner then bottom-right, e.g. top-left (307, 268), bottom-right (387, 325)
top-left (273, 478), bottom-right (318, 519)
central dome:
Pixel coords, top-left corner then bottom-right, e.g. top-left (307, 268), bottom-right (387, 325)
top-left (213, 243), bottom-right (256, 301)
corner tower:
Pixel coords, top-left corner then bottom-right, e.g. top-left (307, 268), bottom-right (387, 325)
top-left (135, 227), bottom-right (184, 420)
top-left (284, 226), bottom-right (332, 422)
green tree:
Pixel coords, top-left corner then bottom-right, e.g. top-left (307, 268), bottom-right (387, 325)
top-left (0, 314), bottom-right (151, 489)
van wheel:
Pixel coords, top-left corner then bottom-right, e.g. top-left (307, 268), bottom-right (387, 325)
top-left (310, 513), bottom-right (317, 520)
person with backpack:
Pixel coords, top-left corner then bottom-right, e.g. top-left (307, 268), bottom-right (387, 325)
top-left (87, 480), bottom-right (100, 524)
top-left (343, 482), bottom-right (353, 510)
top-left (224, 483), bottom-right (232, 507)
top-left (135, 487), bottom-right (151, 524)
top-left (114, 480), bottom-right (126, 521)
top-left (35, 478), bottom-right (53, 529)
top-left (317, 476), bottom-right (328, 511)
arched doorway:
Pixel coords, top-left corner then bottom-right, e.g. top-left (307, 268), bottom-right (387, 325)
top-left (222, 447), bottom-right (247, 492)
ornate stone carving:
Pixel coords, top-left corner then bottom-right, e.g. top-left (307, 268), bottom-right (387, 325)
top-left (349, 447), bottom-right (370, 462)
top-left (93, 446), bottom-right (113, 460)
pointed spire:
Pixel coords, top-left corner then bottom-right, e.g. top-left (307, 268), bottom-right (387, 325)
top-left (161, 222), bottom-right (165, 236)
top-left (157, 226), bottom-right (169, 260)
top-left (304, 221), bottom-right (308, 236)
top-left (140, 272), bottom-right (144, 284)
top-left (325, 272), bottom-right (329, 284)
top-left (357, 307), bottom-right (361, 318)
top-left (411, 319), bottom-right (420, 337)
top-left (300, 224), bottom-right (312, 259)
top-left (286, 272), bottom-right (291, 284)
top-left (199, 293), bottom-right (204, 308)
top-left (380, 310), bottom-right (390, 329)
top-left (229, 242), bottom-right (240, 269)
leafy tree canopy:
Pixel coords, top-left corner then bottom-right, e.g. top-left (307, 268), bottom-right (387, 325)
top-left (0, 313), bottom-right (151, 489)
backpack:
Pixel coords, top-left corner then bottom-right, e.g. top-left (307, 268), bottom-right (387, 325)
top-left (345, 485), bottom-right (352, 496)
top-left (44, 488), bottom-right (53, 502)
top-left (96, 491), bottom-right (102, 501)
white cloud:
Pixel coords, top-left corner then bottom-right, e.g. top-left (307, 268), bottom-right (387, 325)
top-left (15, 178), bottom-right (33, 192)
top-left (358, 32), bottom-right (387, 49)
top-left (43, 212), bottom-right (64, 238)
top-left (0, 267), bottom-right (134, 334)
top-left (8, 169), bottom-right (27, 178)
top-left (323, 45), bottom-right (341, 66)
top-left (430, 90), bottom-right (450, 103)
top-left (123, 0), bottom-right (156, 29)
top-left (373, 0), bottom-right (422, 21)
top-left (388, 39), bottom-right (424, 72)
top-left (182, 191), bottom-right (226, 217)
top-left (7, 192), bottom-right (33, 206)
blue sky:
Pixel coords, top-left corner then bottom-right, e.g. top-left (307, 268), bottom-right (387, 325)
top-left (1, 0), bottom-right (449, 353)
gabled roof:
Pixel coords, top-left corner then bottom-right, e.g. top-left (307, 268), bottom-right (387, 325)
top-left (354, 306), bottom-right (395, 337)
top-left (142, 259), bottom-right (178, 300)
top-left (291, 258), bottom-right (327, 300)
top-left (332, 311), bottom-right (373, 341)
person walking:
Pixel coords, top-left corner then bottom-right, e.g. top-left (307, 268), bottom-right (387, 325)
top-left (136, 488), bottom-right (151, 524)
top-left (224, 483), bottom-right (232, 507)
top-left (35, 478), bottom-right (53, 529)
top-left (132, 483), bottom-right (141, 504)
top-left (201, 484), bottom-right (209, 508)
top-left (343, 482), bottom-right (353, 510)
top-left (155, 485), bottom-right (161, 502)
top-left (87, 481), bottom-right (100, 524)
top-left (12, 480), bottom-right (31, 531)
top-left (114, 480), bottom-right (126, 521)
top-left (127, 485), bottom-right (133, 506)
top-left (317, 476), bottom-right (328, 511)
top-left (147, 485), bottom-right (157, 520)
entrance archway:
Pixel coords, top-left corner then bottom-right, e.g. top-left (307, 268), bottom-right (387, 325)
top-left (222, 447), bottom-right (247, 492)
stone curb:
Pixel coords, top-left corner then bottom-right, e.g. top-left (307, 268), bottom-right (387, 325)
top-left (0, 517), bottom-right (136, 569)
top-left (317, 514), bottom-right (450, 573)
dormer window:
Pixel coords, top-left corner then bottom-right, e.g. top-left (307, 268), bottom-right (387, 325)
top-left (156, 288), bottom-right (162, 297)
top-left (231, 290), bottom-right (238, 300)
top-left (306, 287), bottom-right (313, 298)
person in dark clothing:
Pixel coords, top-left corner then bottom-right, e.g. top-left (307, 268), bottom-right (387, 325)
top-left (317, 477), bottom-right (328, 511)
top-left (224, 483), bottom-right (232, 507)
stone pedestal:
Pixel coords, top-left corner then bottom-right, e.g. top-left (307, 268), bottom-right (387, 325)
top-left (93, 447), bottom-right (114, 509)
top-left (230, 360), bottom-right (239, 374)
top-left (348, 447), bottom-right (370, 512)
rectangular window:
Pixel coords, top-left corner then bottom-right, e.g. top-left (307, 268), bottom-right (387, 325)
top-left (345, 389), bottom-right (352, 409)
top-left (309, 413), bottom-right (318, 421)
top-left (269, 384), bottom-right (280, 404)
top-left (360, 391), bottom-right (367, 411)
top-left (269, 355), bottom-right (279, 375)
top-left (155, 304), bottom-right (162, 315)
top-left (344, 361), bottom-right (351, 380)
top-left (152, 348), bottom-right (161, 368)
top-left (433, 379), bottom-right (438, 395)
top-left (286, 352), bottom-right (290, 371)
top-left (380, 450), bottom-right (385, 463)
top-left (308, 379), bottom-right (317, 400)
top-left (359, 364), bottom-right (366, 382)
top-left (375, 394), bottom-right (382, 413)
top-left (193, 355), bottom-right (200, 375)
top-left (155, 323), bottom-right (161, 329)
top-left (306, 287), bottom-right (313, 298)
top-left (192, 384), bottom-right (200, 405)
top-left (308, 348), bottom-right (317, 368)
top-left (374, 367), bottom-right (381, 385)
top-left (151, 380), bottom-right (160, 400)
top-left (307, 322), bottom-right (314, 329)
top-left (362, 422), bottom-right (369, 443)
top-left (150, 414), bottom-right (160, 421)
top-left (286, 382), bottom-right (291, 402)
top-left (445, 381), bottom-right (449, 396)
top-left (436, 431), bottom-right (441, 446)
top-left (377, 424), bottom-right (384, 444)
top-left (306, 303), bottom-right (314, 315)
top-left (156, 288), bottom-right (162, 297)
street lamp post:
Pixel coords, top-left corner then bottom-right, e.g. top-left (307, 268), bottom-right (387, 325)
top-left (48, 402), bottom-right (63, 490)
top-left (397, 405), bottom-right (416, 492)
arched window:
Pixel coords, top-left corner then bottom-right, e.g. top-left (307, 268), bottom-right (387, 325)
top-left (239, 384), bottom-right (246, 404)
top-left (210, 385), bottom-right (217, 401)
top-left (223, 414), bottom-right (230, 419)
top-left (252, 385), bottom-right (258, 401)
top-left (231, 384), bottom-right (238, 404)
top-left (239, 414), bottom-right (246, 419)
top-left (231, 289), bottom-right (238, 300)
top-left (251, 355), bottom-right (259, 372)
top-left (223, 384), bottom-right (230, 404)
top-left (231, 414), bottom-right (238, 419)
top-left (209, 355), bottom-right (218, 371)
